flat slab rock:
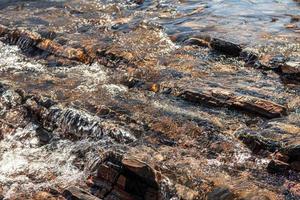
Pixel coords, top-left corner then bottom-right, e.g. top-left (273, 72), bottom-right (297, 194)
top-left (63, 186), bottom-right (101, 200)
top-left (176, 86), bottom-right (287, 118)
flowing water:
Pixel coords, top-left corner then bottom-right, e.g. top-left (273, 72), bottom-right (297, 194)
top-left (0, 0), bottom-right (299, 199)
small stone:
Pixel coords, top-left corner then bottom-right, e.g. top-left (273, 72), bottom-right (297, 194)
top-left (149, 83), bottom-right (160, 93)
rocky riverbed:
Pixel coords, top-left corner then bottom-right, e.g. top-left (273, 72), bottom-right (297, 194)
top-left (0, 0), bottom-right (299, 199)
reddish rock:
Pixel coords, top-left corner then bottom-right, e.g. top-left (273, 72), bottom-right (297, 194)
top-left (273, 152), bottom-right (289, 163)
top-left (122, 158), bottom-right (161, 188)
top-left (178, 87), bottom-right (287, 118)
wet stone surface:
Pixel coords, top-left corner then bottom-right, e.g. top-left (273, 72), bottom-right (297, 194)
top-left (0, 0), bottom-right (299, 200)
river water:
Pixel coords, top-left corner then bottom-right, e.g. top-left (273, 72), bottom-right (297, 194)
top-left (0, 0), bottom-right (299, 199)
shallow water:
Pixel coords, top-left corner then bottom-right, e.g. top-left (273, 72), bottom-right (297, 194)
top-left (0, 0), bottom-right (299, 199)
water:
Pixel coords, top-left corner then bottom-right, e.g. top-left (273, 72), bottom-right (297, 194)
top-left (0, 0), bottom-right (299, 199)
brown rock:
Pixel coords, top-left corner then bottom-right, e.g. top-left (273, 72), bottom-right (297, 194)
top-left (63, 186), bottom-right (101, 200)
top-left (175, 184), bottom-right (199, 200)
top-left (178, 87), bottom-right (286, 118)
top-left (122, 158), bottom-right (160, 188)
top-left (97, 164), bottom-right (120, 183)
top-left (281, 61), bottom-right (300, 74)
top-left (273, 152), bottom-right (289, 163)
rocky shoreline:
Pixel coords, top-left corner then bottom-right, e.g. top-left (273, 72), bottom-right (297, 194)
top-left (0, 0), bottom-right (299, 199)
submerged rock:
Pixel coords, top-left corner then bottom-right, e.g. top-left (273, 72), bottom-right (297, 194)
top-left (209, 38), bottom-right (242, 57)
top-left (177, 86), bottom-right (286, 118)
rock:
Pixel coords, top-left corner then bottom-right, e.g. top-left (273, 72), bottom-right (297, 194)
top-left (241, 194), bottom-right (271, 200)
top-left (184, 37), bottom-right (210, 47)
top-left (89, 154), bottom-right (163, 200)
top-left (281, 139), bottom-right (300, 161)
top-left (177, 87), bottom-right (286, 118)
top-left (207, 187), bottom-right (234, 200)
top-left (273, 152), bottom-right (289, 163)
top-left (1, 90), bottom-right (22, 108)
top-left (175, 184), bottom-right (199, 200)
top-left (36, 127), bottom-right (53, 145)
top-left (122, 158), bottom-right (160, 189)
top-left (281, 61), bottom-right (300, 74)
top-left (0, 25), bottom-right (92, 64)
top-left (240, 49), bottom-right (259, 66)
top-left (97, 163), bottom-right (120, 184)
top-left (63, 186), bottom-right (101, 200)
top-left (290, 161), bottom-right (300, 171)
top-left (32, 191), bottom-right (57, 200)
top-left (209, 38), bottom-right (242, 57)
top-left (267, 159), bottom-right (291, 174)
top-left (235, 129), bottom-right (281, 152)
top-left (133, 0), bottom-right (144, 5)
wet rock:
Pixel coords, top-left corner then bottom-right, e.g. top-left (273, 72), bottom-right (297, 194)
top-left (290, 161), bottom-right (300, 171)
top-left (281, 139), bottom-right (300, 161)
top-left (240, 49), bottom-right (259, 66)
top-left (36, 126), bottom-right (53, 145)
top-left (133, 0), bottom-right (144, 5)
top-left (273, 152), bottom-right (289, 163)
top-left (281, 61), bottom-right (300, 74)
top-left (25, 98), bottom-right (136, 143)
top-left (33, 191), bottom-right (58, 200)
top-left (241, 194), bottom-right (271, 200)
top-left (235, 129), bottom-right (281, 152)
top-left (184, 37), bottom-right (210, 47)
top-left (1, 89), bottom-right (23, 108)
top-left (177, 87), bottom-right (286, 118)
top-left (89, 154), bottom-right (163, 200)
top-left (209, 38), bottom-right (242, 57)
top-left (63, 186), bottom-right (101, 200)
top-left (207, 187), bottom-right (234, 200)
top-left (267, 159), bottom-right (291, 174)
top-left (122, 157), bottom-right (161, 188)
top-left (0, 25), bottom-right (92, 64)
top-left (175, 184), bottom-right (199, 200)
